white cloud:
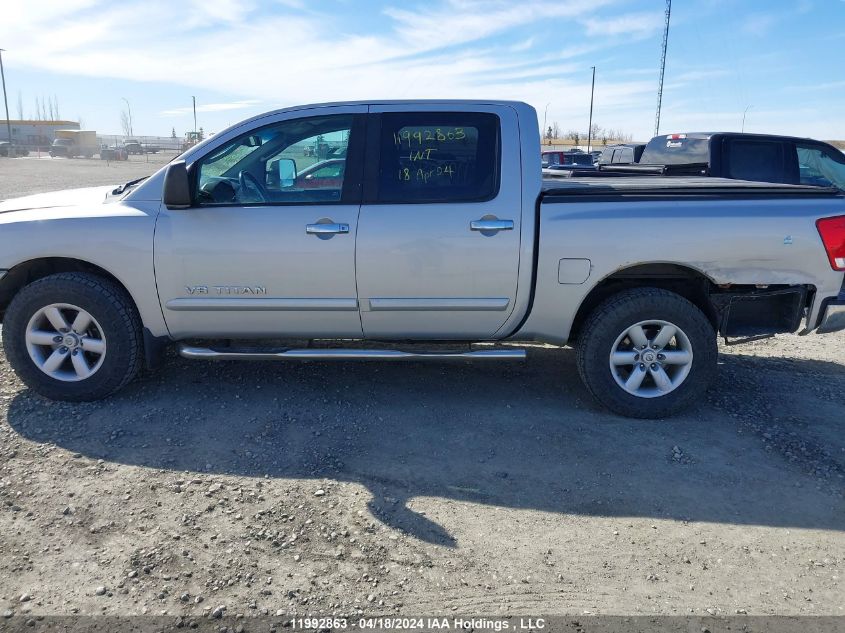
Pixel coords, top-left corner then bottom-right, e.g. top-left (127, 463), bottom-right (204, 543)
top-left (0, 0), bottom-right (631, 121)
top-left (10, 0), bottom-right (834, 140)
top-left (159, 100), bottom-right (262, 117)
top-left (384, 0), bottom-right (616, 49)
top-left (581, 11), bottom-right (664, 37)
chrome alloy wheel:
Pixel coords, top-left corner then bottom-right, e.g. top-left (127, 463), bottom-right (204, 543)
top-left (609, 319), bottom-right (693, 398)
top-left (25, 303), bottom-right (107, 382)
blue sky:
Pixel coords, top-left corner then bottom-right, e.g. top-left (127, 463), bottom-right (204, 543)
top-left (1, 0), bottom-right (843, 140)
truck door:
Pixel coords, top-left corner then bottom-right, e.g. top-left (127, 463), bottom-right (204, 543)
top-left (154, 107), bottom-right (366, 338)
top-left (355, 106), bottom-right (522, 339)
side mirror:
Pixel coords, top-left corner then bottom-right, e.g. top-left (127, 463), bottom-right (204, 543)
top-left (278, 158), bottom-right (297, 188)
top-left (163, 160), bottom-right (191, 209)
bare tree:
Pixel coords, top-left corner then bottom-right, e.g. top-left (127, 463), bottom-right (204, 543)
top-left (77, 116), bottom-right (85, 129)
top-left (41, 96), bottom-right (48, 121)
top-left (551, 121), bottom-right (561, 141)
top-left (545, 126), bottom-right (553, 144)
top-left (566, 129), bottom-right (581, 148)
top-left (48, 98), bottom-right (55, 121)
top-left (589, 123), bottom-right (603, 141)
top-left (34, 97), bottom-right (41, 120)
top-left (120, 109), bottom-right (132, 136)
top-left (16, 92), bottom-right (23, 120)
top-left (602, 128), bottom-right (633, 143)
top-left (53, 95), bottom-right (60, 120)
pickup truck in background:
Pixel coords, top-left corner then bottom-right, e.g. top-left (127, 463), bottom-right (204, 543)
top-left (49, 130), bottom-right (97, 158)
top-left (123, 140), bottom-right (161, 155)
top-left (598, 143), bottom-right (646, 165)
top-left (1, 101), bottom-right (844, 418)
top-left (598, 132), bottom-right (845, 190)
top-left (0, 141), bottom-right (30, 157)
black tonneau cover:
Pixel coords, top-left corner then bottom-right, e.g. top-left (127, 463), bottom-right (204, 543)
top-left (541, 176), bottom-right (842, 200)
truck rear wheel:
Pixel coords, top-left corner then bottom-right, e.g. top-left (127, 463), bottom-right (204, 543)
top-left (2, 272), bottom-right (142, 401)
top-left (575, 288), bottom-right (716, 418)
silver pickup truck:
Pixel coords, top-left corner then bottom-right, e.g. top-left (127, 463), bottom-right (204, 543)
top-left (1, 100), bottom-right (844, 418)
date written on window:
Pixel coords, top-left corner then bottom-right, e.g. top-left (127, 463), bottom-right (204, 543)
top-left (398, 165), bottom-right (455, 183)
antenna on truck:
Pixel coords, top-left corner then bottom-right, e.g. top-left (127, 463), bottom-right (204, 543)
top-left (654, 0), bottom-right (671, 137)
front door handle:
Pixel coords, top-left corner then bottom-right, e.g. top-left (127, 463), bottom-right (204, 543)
top-left (306, 223), bottom-right (349, 235)
top-left (470, 219), bottom-right (514, 232)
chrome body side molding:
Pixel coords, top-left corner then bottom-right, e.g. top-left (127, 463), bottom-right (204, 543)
top-left (165, 298), bottom-right (359, 312)
top-left (367, 298), bottom-right (510, 312)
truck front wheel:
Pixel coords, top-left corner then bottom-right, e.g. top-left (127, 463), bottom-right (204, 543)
top-left (575, 288), bottom-right (717, 418)
top-left (2, 272), bottom-right (143, 401)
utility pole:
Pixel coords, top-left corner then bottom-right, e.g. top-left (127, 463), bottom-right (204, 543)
top-left (542, 102), bottom-right (550, 145)
top-left (587, 66), bottom-right (596, 152)
top-left (192, 96), bottom-right (197, 135)
top-left (121, 97), bottom-right (133, 136)
top-left (654, 0), bottom-right (672, 137)
top-left (0, 49), bottom-right (13, 153)
top-left (741, 105), bottom-right (753, 132)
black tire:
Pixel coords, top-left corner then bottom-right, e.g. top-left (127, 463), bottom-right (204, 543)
top-left (575, 287), bottom-right (717, 418)
top-left (2, 272), bottom-right (142, 401)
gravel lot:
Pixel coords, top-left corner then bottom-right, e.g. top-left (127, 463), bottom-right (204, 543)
top-left (0, 156), bottom-right (843, 620)
top-left (0, 153), bottom-right (173, 201)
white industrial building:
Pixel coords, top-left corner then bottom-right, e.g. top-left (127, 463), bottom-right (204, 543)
top-left (0, 119), bottom-right (80, 149)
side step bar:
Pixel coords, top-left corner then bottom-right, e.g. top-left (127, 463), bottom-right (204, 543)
top-left (178, 344), bottom-right (526, 362)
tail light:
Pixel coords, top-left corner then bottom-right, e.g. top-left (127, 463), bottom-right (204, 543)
top-left (816, 215), bottom-right (845, 271)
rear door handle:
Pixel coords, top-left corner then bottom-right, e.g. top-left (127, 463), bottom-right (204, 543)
top-left (306, 223), bottom-right (349, 235)
top-left (470, 219), bottom-right (514, 232)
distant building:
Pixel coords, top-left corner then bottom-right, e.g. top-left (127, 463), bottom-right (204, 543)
top-left (0, 120), bottom-right (81, 148)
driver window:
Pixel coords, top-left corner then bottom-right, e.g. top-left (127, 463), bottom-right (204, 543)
top-left (194, 114), bottom-right (354, 205)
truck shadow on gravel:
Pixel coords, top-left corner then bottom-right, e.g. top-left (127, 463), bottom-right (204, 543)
top-left (6, 347), bottom-right (845, 546)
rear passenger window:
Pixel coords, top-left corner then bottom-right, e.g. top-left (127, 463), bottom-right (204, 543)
top-left (376, 112), bottom-right (500, 203)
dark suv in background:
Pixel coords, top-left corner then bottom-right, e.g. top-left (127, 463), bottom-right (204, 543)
top-left (598, 143), bottom-right (646, 165)
top-left (636, 132), bottom-right (845, 189)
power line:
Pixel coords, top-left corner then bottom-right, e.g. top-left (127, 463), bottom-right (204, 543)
top-left (654, 0), bottom-right (671, 137)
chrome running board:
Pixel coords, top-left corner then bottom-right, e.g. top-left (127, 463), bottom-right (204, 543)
top-left (178, 344), bottom-right (526, 362)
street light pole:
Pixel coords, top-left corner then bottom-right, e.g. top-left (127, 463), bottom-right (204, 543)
top-left (542, 102), bottom-right (550, 145)
top-left (587, 66), bottom-right (596, 152)
top-left (741, 105), bottom-right (753, 132)
top-left (121, 97), bottom-right (133, 136)
top-left (0, 49), bottom-right (13, 153)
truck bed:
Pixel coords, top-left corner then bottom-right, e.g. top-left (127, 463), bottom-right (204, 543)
top-left (541, 176), bottom-right (842, 200)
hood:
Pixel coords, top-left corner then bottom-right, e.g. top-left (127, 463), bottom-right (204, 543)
top-left (0, 186), bottom-right (116, 214)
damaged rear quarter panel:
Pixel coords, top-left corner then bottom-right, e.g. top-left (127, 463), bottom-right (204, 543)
top-left (516, 196), bottom-right (845, 344)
